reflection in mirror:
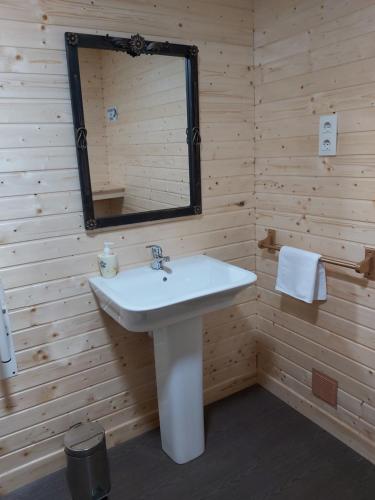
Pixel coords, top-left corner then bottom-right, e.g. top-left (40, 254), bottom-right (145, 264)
top-left (78, 48), bottom-right (190, 218)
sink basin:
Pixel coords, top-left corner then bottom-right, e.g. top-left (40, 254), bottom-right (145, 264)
top-left (90, 254), bottom-right (256, 332)
top-left (90, 254), bottom-right (256, 464)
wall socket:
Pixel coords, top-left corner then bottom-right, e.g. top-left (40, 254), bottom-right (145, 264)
top-left (106, 106), bottom-right (118, 122)
top-left (319, 114), bottom-right (337, 156)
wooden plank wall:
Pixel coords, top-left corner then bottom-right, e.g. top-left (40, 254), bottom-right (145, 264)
top-left (0, 0), bottom-right (255, 494)
top-left (102, 54), bottom-right (190, 212)
top-left (79, 48), bottom-right (110, 190)
top-left (254, 0), bottom-right (375, 463)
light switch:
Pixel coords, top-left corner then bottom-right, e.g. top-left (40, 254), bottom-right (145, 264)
top-left (319, 114), bottom-right (337, 156)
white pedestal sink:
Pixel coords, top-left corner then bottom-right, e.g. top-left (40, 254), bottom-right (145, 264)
top-left (90, 255), bottom-right (256, 463)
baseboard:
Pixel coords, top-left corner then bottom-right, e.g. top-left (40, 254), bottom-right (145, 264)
top-left (205, 373), bottom-right (257, 406)
top-left (258, 370), bottom-right (375, 465)
top-left (0, 372), bottom-right (256, 496)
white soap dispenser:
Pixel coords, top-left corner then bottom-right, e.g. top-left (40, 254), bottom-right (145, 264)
top-left (98, 242), bottom-right (119, 278)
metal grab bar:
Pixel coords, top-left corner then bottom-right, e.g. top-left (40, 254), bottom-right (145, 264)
top-left (0, 281), bottom-right (17, 380)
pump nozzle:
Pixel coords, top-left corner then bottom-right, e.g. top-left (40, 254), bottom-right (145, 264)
top-left (103, 242), bottom-right (114, 256)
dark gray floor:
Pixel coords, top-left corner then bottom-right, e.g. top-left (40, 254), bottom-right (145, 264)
top-left (5, 385), bottom-right (375, 500)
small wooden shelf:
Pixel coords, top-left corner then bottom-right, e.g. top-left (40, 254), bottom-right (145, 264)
top-left (92, 186), bottom-right (125, 201)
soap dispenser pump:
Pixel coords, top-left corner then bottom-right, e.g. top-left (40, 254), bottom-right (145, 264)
top-left (98, 242), bottom-right (119, 278)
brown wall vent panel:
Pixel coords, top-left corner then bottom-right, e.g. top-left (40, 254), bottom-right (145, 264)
top-left (312, 369), bottom-right (338, 408)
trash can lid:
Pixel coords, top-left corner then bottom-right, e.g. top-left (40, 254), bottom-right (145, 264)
top-left (64, 422), bottom-right (105, 457)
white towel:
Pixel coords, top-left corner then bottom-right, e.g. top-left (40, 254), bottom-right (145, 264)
top-left (275, 246), bottom-right (327, 304)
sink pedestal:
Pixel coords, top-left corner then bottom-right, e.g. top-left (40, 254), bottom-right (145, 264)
top-left (152, 316), bottom-right (205, 464)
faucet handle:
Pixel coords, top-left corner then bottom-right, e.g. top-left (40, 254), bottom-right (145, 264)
top-left (146, 244), bottom-right (163, 258)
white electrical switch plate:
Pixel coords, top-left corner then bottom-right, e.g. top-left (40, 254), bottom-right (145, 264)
top-left (106, 106), bottom-right (118, 122)
top-left (319, 114), bottom-right (337, 156)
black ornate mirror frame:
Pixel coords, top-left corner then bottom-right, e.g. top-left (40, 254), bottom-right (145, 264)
top-left (65, 32), bottom-right (202, 230)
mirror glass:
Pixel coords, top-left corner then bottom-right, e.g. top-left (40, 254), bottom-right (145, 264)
top-left (78, 48), bottom-right (190, 217)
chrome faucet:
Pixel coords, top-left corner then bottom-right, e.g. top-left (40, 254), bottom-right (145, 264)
top-left (146, 244), bottom-right (170, 271)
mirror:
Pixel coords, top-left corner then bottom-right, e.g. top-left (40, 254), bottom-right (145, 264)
top-left (65, 33), bottom-right (202, 230)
